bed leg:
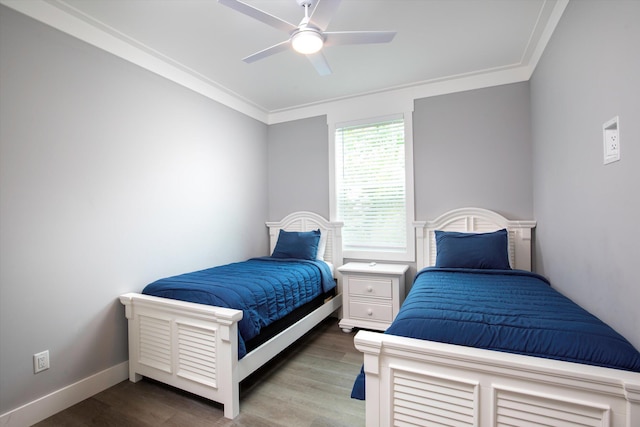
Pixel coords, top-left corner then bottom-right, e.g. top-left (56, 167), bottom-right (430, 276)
top-left (128, 361), bottom-right (142, 383)
top-left (223, 388), bottom-right (240, 419)
top-left (219, 317), bottom-right (241, 419)
top-left (128, 371), bottom-right (142, 383)
top-left (121, 295), bottom-right (143, 384)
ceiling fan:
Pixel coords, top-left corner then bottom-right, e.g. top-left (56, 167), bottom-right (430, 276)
top-left (218, 0), bottom-right (396, 76)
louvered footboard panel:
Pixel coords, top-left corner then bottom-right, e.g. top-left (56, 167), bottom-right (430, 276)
top-left (392, 369), bottom-right (478, 427)
top-left (176, 322), bottom-right (218, 388)
top-left (495, 387), bottom-right (610, 427)
top-left (139, 315), bottom-right (172, 373)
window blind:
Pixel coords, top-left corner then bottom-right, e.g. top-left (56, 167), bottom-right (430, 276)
top-left (335, 117), bottom-right (406, 252)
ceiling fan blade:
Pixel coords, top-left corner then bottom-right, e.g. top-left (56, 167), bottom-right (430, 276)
top-left (243, 40), bottom-right (291, 63)
top-left (307, 51), bottom-right (332, 76)
top-left (218, 0), bottom-right (297, 33)
top-left (324, 31), bottom-right (396, 47)
top-left (308, 0), bottom-right (342, 31)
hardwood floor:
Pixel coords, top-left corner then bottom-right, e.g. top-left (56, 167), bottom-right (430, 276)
top-left (34, 318), bottom-right (365, 427)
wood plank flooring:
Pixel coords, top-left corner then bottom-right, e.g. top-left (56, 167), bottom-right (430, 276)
top-left (33, 318), bottom-right (365, 427)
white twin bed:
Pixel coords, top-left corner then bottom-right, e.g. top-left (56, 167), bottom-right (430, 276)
top-left (354, 207), bottom-right (640, 427)
top-left (119, 211), bottom-right (343, 419)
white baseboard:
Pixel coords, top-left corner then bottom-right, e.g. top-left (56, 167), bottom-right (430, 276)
top-left (0, 361), bottom-right (129, 427)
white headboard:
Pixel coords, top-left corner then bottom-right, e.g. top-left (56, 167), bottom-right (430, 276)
top-left (266, 211), bottom-right (343, 268)
top-left (414, 207), bottom-right (536, 271)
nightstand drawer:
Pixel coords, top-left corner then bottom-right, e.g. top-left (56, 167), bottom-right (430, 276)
top-left (350, 301), bottom-right (393, 322)
top-left (349, 277), bottom-right (392, 299)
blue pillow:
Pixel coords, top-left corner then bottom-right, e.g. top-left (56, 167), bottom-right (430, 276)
top-left (272, 229), bottom-right (321, 260)
top-left (435, 229), bottom-right (511, 270)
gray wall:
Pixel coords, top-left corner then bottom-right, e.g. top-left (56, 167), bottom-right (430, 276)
top-left (267, 116), bottom-right (330, 221)
top-left (414, 82), bottom-right (533, 221)
top-left (0, 6), bottom-right (268, 414)
top-left (530, 0), bottom-right (640, 349)
top-left (267, 83), bottom-right (534, 225)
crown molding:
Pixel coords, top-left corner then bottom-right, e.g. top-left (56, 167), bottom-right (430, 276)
top-left (0, 0), bottom-right (270, 123)
top-left (1, 0), bottom-right (568, 126)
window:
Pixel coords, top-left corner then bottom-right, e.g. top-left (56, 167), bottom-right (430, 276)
top-left (331, 114), bottom-right (415, 261)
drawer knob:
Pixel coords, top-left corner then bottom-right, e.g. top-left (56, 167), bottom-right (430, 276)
top-left (367, 308), bottom-right (373, 316)
top-left (367, 286), bottom-right (373, 292)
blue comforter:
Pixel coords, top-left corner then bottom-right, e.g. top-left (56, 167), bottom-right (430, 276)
top-left (352, 268), bottom-right (640, 399)
top-left (143, 257), bottom-right (334, 359)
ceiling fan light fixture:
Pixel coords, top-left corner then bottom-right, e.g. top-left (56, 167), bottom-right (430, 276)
top-left (291, 29), bottom-right (324, 55)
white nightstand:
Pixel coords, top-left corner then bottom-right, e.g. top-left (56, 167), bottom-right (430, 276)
top-left (338, 262), bottom-right (409, 333)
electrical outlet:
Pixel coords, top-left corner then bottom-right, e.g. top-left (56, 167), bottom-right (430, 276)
top-left (603, 116), bottom-right (620, 164)
top-left (605, 129), bottom-right (618, 154)
top-left (33, 350), bottom-right (50, 374)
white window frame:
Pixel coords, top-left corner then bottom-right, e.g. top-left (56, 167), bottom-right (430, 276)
top-left (329, 111), bottom-right (415, 262)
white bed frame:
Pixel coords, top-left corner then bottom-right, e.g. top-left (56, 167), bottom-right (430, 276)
top-left (120, 211), bottom-right (343, 419)
top-left (355, 207), bottom-right (640, 427)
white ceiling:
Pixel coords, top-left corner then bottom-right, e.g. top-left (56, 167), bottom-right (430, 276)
top-left (2, 0), bottom-right (568, 123)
